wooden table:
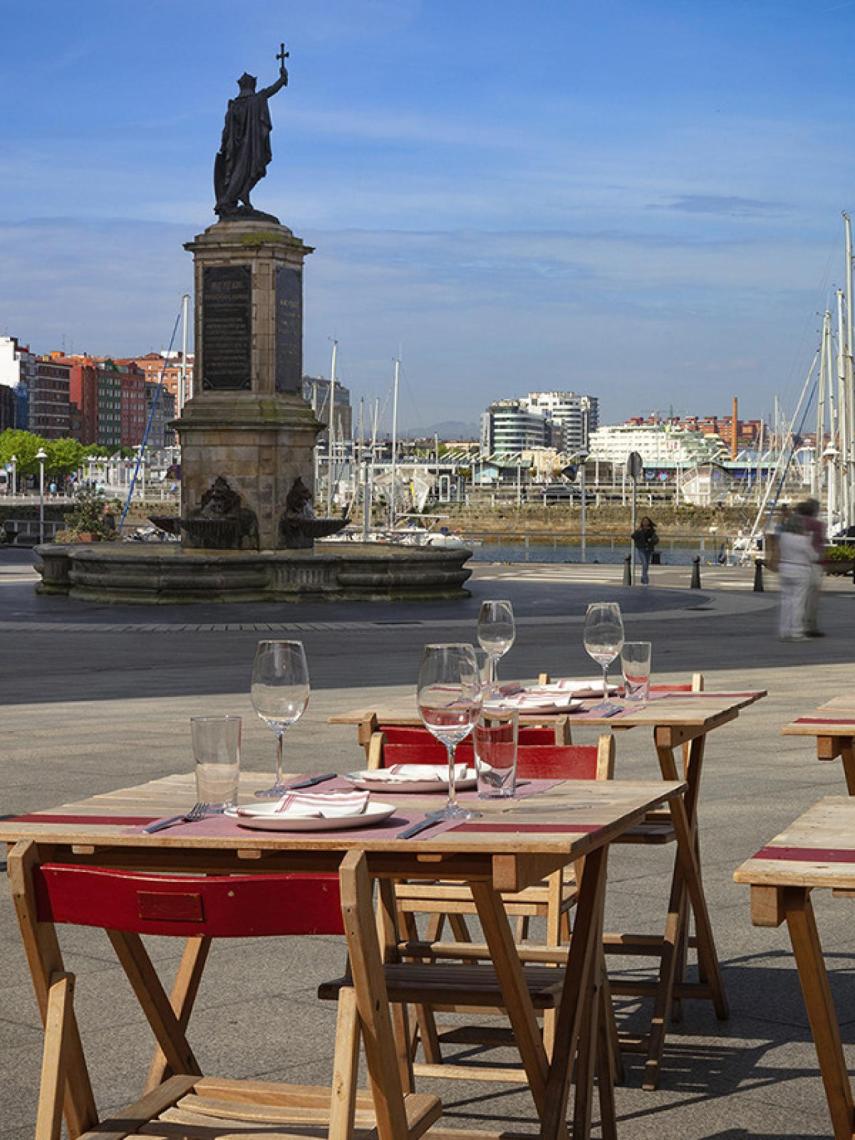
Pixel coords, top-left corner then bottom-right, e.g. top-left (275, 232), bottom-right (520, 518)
top-left (332, 689), bottom-right (766, 1089)
top-left (734, 796), bottom-right (855, 1140)
top-left (1, 770), bottom-right (687, 1140)
top-left (782, 697), bottom-right (855, 793)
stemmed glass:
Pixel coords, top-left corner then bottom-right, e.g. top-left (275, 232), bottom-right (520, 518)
top-left (477, 600), bottom-right (516, 690)
top-left (251, 640), bottom-right (310, 798)
top-left (583, 602), bottom-right (625, 701)
top-left (417, 643), bottom-right (483, 821)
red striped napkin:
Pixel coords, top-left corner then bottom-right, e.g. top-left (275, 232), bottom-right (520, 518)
top-left (386, 763), bottom-right (468, 781)
top-left (267, 789), bottom-right (371, 819)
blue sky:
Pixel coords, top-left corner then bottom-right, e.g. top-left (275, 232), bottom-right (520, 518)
top-left (2, 0), bottom-right (855, 431)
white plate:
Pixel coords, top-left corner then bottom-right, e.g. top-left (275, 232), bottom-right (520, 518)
top-left (226, 800), bottom-right (398, 831)
top-left (344, 768), bottom-right (478, 794)
top-left (484, 694), bottom-right (584, 714)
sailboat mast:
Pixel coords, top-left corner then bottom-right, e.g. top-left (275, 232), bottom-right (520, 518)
top-left (327, 339), bottom-right (338, 516)
top-left (390, 357), bottom-right (400, 527)
top-left (844, 213), bottom-right (855, 524)
top-left (815, 311), bottom-right (830, 497)
top-left (837, 289), bottom-right (850, 528)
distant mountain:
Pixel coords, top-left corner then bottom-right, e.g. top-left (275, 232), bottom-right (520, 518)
top-left (402, 419), bottom-right (479, 441)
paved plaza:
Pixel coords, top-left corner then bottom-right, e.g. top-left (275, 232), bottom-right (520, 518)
top-left (2, 552), bottom-right (855, 1137)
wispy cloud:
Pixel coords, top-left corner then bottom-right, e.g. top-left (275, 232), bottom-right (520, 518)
top-left (650, 194), bottom-right (788, 217)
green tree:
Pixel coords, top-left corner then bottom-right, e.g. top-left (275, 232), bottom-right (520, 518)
top-left (45, 438), bottom-right (86, 476)
top-left (0, 429), bottom-right (48, 475)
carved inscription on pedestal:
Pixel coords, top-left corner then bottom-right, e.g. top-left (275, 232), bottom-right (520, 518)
top-left (201, 265), bottom-right (252, 390)
top-left (275, 265), bottom-right (302, 393)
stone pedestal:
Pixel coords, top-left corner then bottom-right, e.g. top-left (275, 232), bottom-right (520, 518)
top-left (173, 219), bottom-right (323, 551)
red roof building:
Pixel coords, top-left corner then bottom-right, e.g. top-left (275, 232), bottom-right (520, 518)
top-left (119, 362), bottom-right (147, 447)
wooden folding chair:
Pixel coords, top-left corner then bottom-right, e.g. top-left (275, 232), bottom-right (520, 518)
top-left (363, 729), bottom-right (616, 1083)
top-left (327, 849), bottom-right (618, 1140)
top-left (8, 839), bottom-right (440, 1140)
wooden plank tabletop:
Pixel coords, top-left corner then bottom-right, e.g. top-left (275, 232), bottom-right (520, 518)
top-left (817, 694), bottom-right (855, 710)
top-left (734, 797), bottom-right (855, 890)
top-left (781, 711), bottom-right (855, 737)
top-left (329, 690), bottom-right (766, 730)
top-left (0, 771), bottom-right (684, 865)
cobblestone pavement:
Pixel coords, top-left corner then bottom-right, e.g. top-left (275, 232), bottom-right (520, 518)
top-left (0, 555), bottom-right (852, 1137)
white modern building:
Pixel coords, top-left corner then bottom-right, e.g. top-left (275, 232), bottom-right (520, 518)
top-left (588, 423), bottom-right (726, 467)
top-left (480, 400), bottom-right (549, 455)
top-left (0, 335), bottom-right (34, 390)
top-left (521, 391), bottom-right (598, 453)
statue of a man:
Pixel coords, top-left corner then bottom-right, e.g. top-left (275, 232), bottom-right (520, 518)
top-left (214, 47), bottom-right (288, 220)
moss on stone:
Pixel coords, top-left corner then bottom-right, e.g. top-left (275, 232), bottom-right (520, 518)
top-left (239, 231), bottom-right (292, 247)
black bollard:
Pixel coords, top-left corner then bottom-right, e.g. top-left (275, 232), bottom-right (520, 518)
top-left (690, 556), bottom-right (701, 589)
top-left (623, 555), bottom-right (632, 586)
top-left (753, 559), bottom-right (764, 592)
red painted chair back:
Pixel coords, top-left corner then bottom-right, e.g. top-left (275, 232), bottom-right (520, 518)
top-left (34, 864), bottom-right (343, 939)
top-left (516, 744), bottom-right (600, 780)
top-left (375, 724), bottom-right (557, 767)
top-left (376, 736), bottom-right (604, 780)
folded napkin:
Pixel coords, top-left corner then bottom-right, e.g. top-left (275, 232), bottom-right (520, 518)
top-left (380, 763), bottom-right (468, 782)
top-left (486, 691), bottom-right (576, 712)
top-left (236, 790), bottom-right (370, 819)
top-left (544, 678), bottom-right (620, 697)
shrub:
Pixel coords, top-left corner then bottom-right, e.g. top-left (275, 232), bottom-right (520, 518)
top-left (56, 487), bottom-right (118, 542)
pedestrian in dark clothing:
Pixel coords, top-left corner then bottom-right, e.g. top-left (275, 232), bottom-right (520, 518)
top-left (631, 516), bottom-right (659, 585)
top-left (795, 498), bottom-right (825, 636)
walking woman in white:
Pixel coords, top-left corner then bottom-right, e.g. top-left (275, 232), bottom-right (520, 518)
top-left (778, 515), bottom-right (819, 641)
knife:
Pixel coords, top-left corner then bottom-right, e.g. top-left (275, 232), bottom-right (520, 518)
top-left (142, 814), bottom-right (209, 835)
top-left (397, 816), bottom-right (440, 840)
top-left (285, 772), bottom-right (337, 790)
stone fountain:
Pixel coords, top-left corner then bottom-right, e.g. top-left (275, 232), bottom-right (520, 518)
top-left (35, 50), bottom-right (471, 603)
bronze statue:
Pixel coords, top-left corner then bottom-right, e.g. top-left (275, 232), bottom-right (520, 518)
top-left (284, 476), bottom-right (315, 520)
top-left (214, 43), bottom-right (289, 221)
top-left (185, 476), bottom-right (259, 549)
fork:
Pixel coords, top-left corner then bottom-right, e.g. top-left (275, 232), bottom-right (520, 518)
top-left (143, 802), bottom-right (209, 834)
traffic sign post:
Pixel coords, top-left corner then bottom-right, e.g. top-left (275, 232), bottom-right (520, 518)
top-left (626, 451), bottom-right (644, 583)
top-left (564, 452), bottom-right (589, 563)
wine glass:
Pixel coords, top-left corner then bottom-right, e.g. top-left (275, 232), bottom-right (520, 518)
top-left (251, 640), bottom-right (310, 798)
top-left (583, 602), bottom-right (625, 701)
top-left (477, 600), bottom-right (516, 690)
top-left (417, 643), bottom-right (483, 821)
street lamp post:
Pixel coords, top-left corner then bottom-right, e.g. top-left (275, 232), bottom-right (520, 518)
top-left (35, 448), bottom-right (47, 545)
top-left (578, 451), bottom-right (589, 563)
top-left (9, 454), bottom-right (16, 498)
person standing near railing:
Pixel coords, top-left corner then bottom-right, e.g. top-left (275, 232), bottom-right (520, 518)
top-left (631, 516), bottom-right (659, 585)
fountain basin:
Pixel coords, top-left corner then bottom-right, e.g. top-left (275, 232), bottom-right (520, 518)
top-left (35, 542), bottom-right (472, 604)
